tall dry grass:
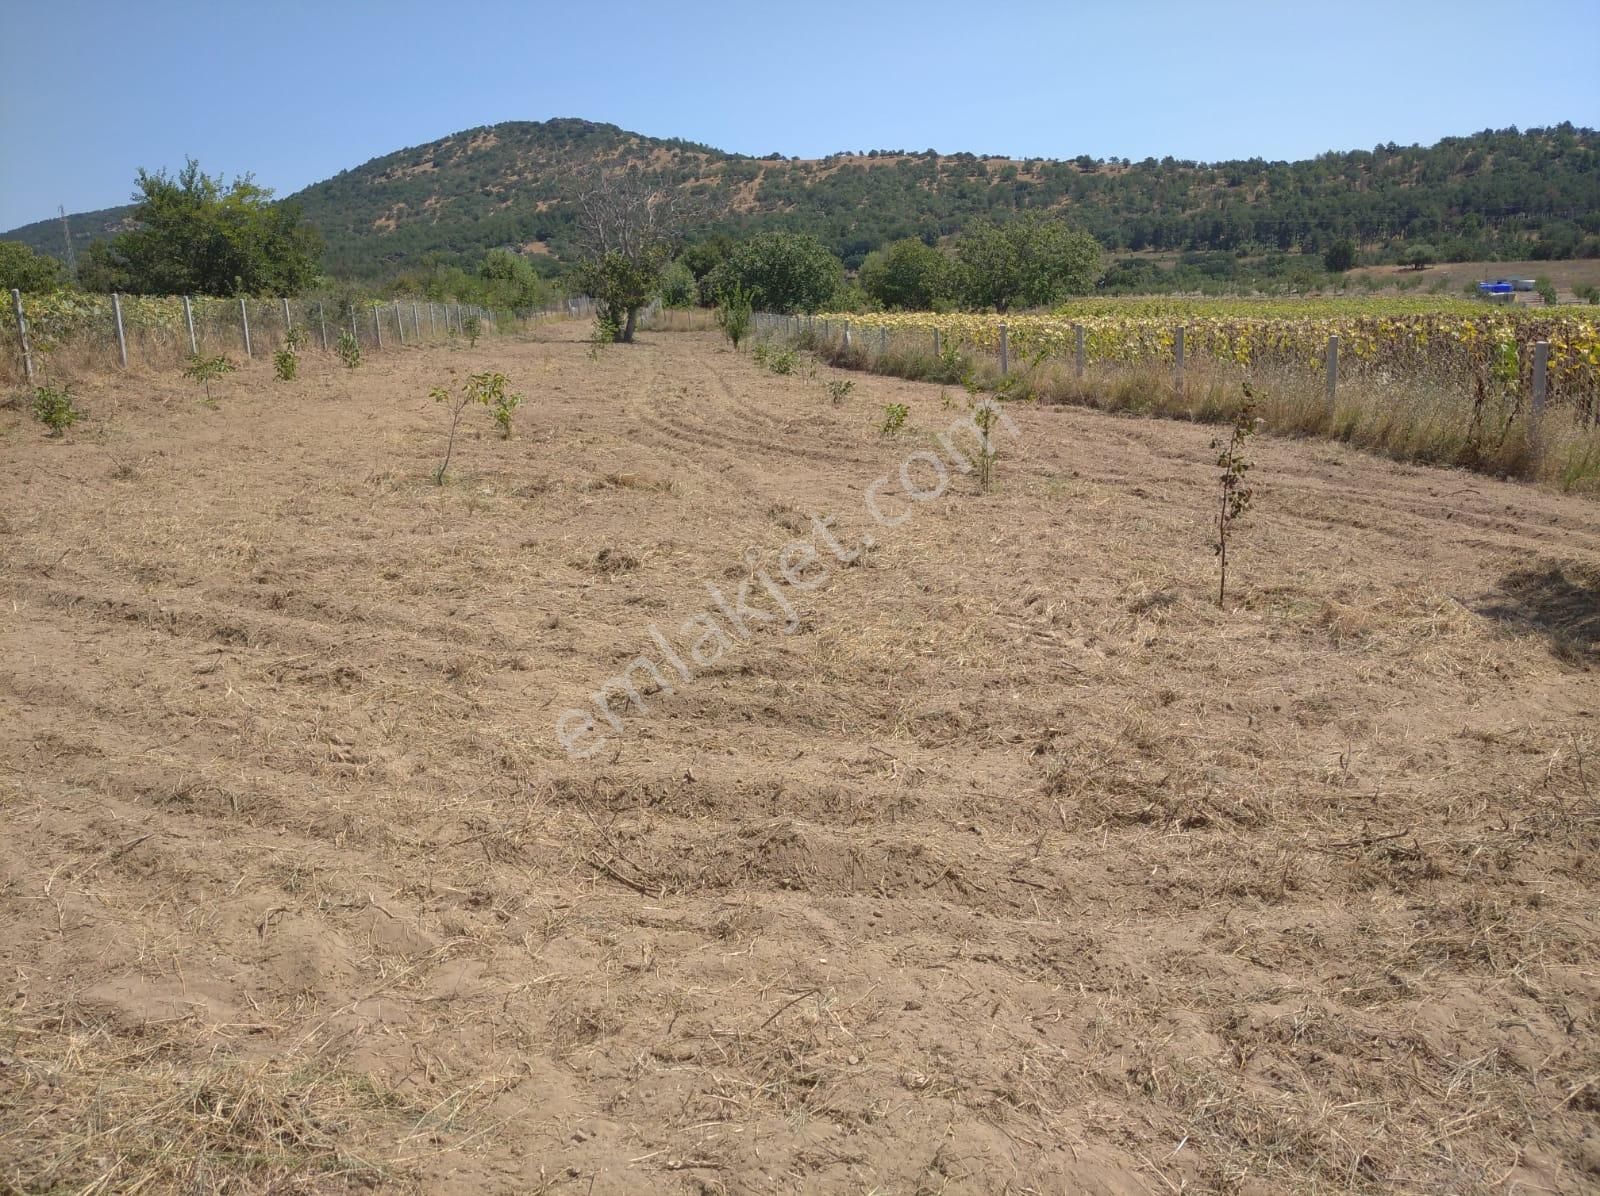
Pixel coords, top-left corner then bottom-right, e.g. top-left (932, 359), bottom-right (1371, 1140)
top-left (780, 322), bottom-right (1600, 493)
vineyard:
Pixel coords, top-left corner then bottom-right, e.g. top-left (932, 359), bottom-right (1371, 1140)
top-left (801, 298), bottom-right (1600, 491)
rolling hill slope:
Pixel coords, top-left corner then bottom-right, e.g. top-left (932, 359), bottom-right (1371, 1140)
top-left (5, 118), bottom-right (1596, 280)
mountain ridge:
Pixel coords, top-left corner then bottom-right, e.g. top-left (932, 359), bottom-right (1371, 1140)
top-left (6, 118), bottom-right (1597, 280)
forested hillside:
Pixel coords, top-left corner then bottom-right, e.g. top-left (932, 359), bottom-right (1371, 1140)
top-left (6, 119), bottom-right (1596, 281)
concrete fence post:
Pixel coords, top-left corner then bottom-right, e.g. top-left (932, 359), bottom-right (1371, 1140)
top-left (998, 322), bottom-right (1009, 375)
top-left (1531, 340), bottom-right (1549, 444)
top-left (183, 295), bottom-right (197, 355)
top-left (1074, 324), bottom-right (1085, 378)
top-left (1325, 334), bottom-right (1339, 414)
top-left (373, 306), bottom-right (383, 349)
top-left (394, 300), bottom-right (404, 346)
top-left (318, 303), bottom-right (328, 351)
top-left (843, 320), bottom-right (851, 349)
top-left (879, 326), bottom-right (888, 356)
top-left (933, 327), bottom-right (941, 358)
top-left (11, 289), bottom-right (34, 383)
top-left (240, 296), bottom-right (252, 357)
top-left (1173, 326), bottom-right (1185, 395)
top-left (281, 296), bottom-right (292, 337)
top-left (430, 303), bottom-right (437, 337)
top-left (113, 292), bottom-right (128, 368)
top-left (412, 302), bottom-right (420, 340)
top-left (350, 308), bottom-right (358, 344)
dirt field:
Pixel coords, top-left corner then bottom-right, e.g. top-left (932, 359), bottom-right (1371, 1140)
top-left (3, 326), bottom-right (1598, 1195)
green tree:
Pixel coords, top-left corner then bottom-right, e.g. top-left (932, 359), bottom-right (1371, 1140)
top-left (1399, 242), bottom-right (1437, 270)
top-left (0, 241), bottom-right (65, 292)
top-left (1323, 239), bottom-right (1357, 272)
top-left (84, 160), bottom-right (323, 295)
top-left (708, 232), bottom-right (841, 314)
top-left (858, 238), bottom-right (953, 311)
top-left (954, 217), bottom-right (1100, 312)
top-left (571, 173), bottom-right (677, 342)
top-left (658, 258), bottom-right (698, 308)
top-left (477, 247), bottom-right (545, 308)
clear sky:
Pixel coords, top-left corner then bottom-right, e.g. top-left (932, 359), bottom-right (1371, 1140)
top-left (3, 0), bottom-right (1597, 231)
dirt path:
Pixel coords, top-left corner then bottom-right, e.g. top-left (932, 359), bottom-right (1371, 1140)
top-left (3, 328), bottom-right (1597, 1194)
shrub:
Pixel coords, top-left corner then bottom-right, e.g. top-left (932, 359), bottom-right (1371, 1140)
top-left (879, 402), bottom-right (909, 436)
top-left (716, 285), bottom-right (753, 350)
top-left (825, 378), bottom-right (854, 404)
top-left (32, 384), bottom-right (81, 436)
top-left (463, 314), bottom-right (482, 347)
top-left (272, 346), bottom-right (298, 381)
top-left (336, 330), bottom-right (361, 368)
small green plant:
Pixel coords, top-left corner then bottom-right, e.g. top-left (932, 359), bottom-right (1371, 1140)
top-left (750, 342), bottom-right (770, 366)
top-left (1212, 383), bottom-right (1259, 608)
top-left (183, 353), bottom-right (237, 406)
top-left (490, 387), bottom-right (523, 439)
top-left (430, 371), bottom-right (521, 483)
top-left (284, 325), bottom-right (308, 352)
top-left (768, 348), bottom-right (798, 375)
top-left (31, 384), bottom-right (81, 436)
top-left (273, 345), bottom-right (298, 381)
top-left (716, 286), bottom-right (753, 351)
top-left (879, 402), bottom-right (909, 436)
top-left (825, 378), bottom-right (855, 405)
top-left (1534, 277), bottom-right (1558, 306)
top-left (463, 314), bottom-right (483, 347)
top-left (588, 315), bottom-right (619, 360)
top-left (972, 400), bottom-right (999, 491)
top-left (336, 330), bottom-right (361, 369)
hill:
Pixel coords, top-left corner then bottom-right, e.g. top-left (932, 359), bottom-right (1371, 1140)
top-left (5, 119), bottom-right (1597, 281)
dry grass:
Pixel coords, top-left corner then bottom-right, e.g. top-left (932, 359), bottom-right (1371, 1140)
top-left (790, 325), bottom-right (1600, 492)
top-left (3, 327), bottom-right (1598, 1193)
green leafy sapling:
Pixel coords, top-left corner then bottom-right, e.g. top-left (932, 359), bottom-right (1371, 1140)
top-left (183, 354), bottom-right (237, 406)
top-left (337, 330), bottom-right (361, 368)
top-left (430, 371), bottom-right (522, 482)
top-left (1212, 383), bottom-right (1260, 607)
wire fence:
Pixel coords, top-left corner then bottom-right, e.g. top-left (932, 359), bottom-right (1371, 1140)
top-left (3, 290), bottom-right (597, 385)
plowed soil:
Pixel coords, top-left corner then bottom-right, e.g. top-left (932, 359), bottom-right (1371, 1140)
top-left (3, 327), bottom-right (1598, 1195)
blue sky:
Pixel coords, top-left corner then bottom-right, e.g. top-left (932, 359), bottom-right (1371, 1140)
top-left (2, 0), bottom-right (1596, 231)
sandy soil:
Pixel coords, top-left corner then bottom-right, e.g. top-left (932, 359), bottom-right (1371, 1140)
top-left (2, 327), bottom-right (1598, 1195)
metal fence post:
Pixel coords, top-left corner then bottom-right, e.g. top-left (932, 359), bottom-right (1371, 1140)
top-left (183, 295), bottom-right (197, 355)
top-left (1531, 339), bottom-right (1549, 444)
top-left (1074, 324), bottom-right (1085, 378)
top-left (240, 296), bottom-right (252, 357)
top-left (11, 289), bottom-right (34, 383)
top-left (1325, 334), bottom-right (1339, 414)
top-left (1174, 326), bottom-right (1185, 395)
top-left (112, 292), bottom-right (128, 368)
top-left (998, 322), bottom-right (1009, 375)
